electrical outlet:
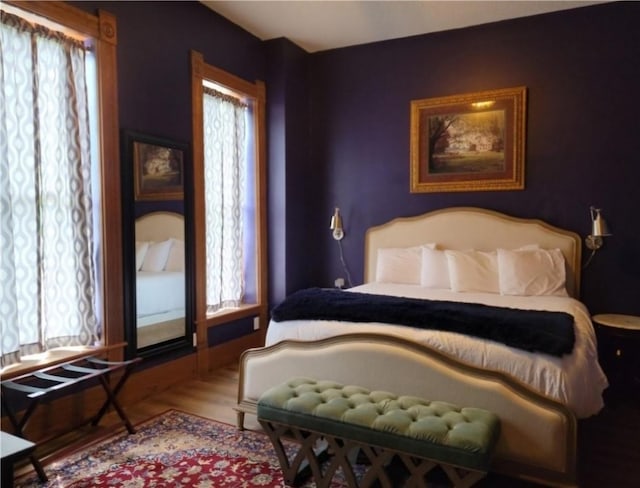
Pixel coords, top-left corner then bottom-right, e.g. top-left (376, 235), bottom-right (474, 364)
top-left (253, 317), bottom-right (260, 330)
top-left (334, 277), bottom-right (345, 288)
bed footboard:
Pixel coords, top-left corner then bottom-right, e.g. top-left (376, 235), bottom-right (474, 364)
top-left (236, 333), bottom-right (577, 487)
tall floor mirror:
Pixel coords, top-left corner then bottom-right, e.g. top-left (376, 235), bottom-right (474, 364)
top-left (121, 130), bottom-right (193, 359)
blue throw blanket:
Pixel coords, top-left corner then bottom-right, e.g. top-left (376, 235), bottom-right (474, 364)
top-left (271, 288), bottom-right (575, 356)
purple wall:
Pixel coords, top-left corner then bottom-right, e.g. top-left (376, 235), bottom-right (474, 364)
top-left (309, 2), bottom-right (640, 315)
top-left (73, 2), bottom-right (639, 319)
top-left (75, 1), bottom-right (265, 143)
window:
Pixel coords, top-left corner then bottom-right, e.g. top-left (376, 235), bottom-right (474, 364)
top-left (202, 85), bottom-right (251, 312)
top-left (0, 2), bottom-right (121, 370)
top-left (190, 51), bottom-right (267, 329)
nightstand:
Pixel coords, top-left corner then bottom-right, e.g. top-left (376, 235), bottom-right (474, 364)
top-left (592, 314), bottom-right (640, 403)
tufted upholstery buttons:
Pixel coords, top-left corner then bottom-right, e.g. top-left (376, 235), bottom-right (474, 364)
top-left (259, 377), bottom-right (499, 455)
top-left (259, 378), bottom-right (500, 487)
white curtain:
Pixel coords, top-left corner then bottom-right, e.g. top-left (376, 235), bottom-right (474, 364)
top-left (1, 12), bottom-right (99, 367)
top-left (202, 87), bottom-right (248, 312)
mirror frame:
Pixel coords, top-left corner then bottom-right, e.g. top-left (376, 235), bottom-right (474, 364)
top-left (120, 129), bottom-right (194, 360)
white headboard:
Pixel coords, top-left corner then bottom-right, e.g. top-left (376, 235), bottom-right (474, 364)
top-left (136, 211), bottom-right (184, 241)
top-left (364, 207), bottom-right (582, 298)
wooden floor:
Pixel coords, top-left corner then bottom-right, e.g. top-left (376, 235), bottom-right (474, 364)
top-left (22, 363), bottom-right (640, 488)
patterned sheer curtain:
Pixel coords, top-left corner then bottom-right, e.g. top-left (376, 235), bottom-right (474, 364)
top-left (0, 12), bottom-right (100, 367)
top-left (202, 87), bottom-right (248, 312)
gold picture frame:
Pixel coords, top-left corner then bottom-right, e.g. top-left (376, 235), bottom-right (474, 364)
top-left (410, 86), bottom-right (526, 193)
top-left (131, 133), bottom-right (185, 201)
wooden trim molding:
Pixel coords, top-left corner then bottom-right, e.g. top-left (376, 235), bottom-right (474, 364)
top-left (190, 50), bottom-right (268, 375)
top-left (5, 1), bottom-right (100, 36)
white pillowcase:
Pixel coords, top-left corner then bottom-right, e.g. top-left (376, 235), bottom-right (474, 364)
top-left (135, 241), bottom-right (149, 271)
top-left (420, 247), bottom-right (451, 289)
top-left (165, 239), bottom-right (185, 272)
top-left (445, 250), bottom-right (500, 293)
top-left (497, 248), bottom-right (568, 296)
top-left (141, 239), bottom-right (173, 272)
top-left (375, 244), bottom-right (435, 284)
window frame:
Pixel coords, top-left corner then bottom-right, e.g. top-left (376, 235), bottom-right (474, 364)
top-left (3, 1), bottom-right (124, 357)
top-left (190, 50), bottom-right (268, 353)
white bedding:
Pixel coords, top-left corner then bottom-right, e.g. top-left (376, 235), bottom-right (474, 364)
top-left (266, 282), bottom-right (608, 418)
top-left (136, 271), bottom-right (185, 318)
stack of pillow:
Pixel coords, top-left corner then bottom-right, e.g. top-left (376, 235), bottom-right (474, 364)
top-left (375, 244), bottom-right (567, 297)
top-left (135, 239), bottom-right (185, 273)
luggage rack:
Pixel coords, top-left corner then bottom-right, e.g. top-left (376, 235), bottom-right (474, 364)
top-left (1, 354), bottom-right (140, 482)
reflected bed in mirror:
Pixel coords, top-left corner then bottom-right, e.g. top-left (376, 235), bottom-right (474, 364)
top-left (135, 211), bottom-right (185, 349)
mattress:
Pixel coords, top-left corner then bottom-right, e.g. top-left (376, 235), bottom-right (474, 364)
top-left (266, 282), bottom-right (608, 418)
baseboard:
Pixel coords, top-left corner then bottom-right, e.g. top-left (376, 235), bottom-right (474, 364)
top-left (207, 330), bottom-right (264, 372)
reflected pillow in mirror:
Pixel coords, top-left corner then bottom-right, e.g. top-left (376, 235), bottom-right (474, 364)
top-left (497, 248), bottom-right (568, 296)
top-left (165, 239), bottom-right (185, 272)
top-left (135, 241), bottom-right (149, 271)
top-left (141, 239), bottom-right (173, 272)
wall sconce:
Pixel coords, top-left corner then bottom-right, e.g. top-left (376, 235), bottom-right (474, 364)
top-left (330, 207), bottom-right (344, 241)
top-left (330, 206), bottom-right (353, 288)
top-left (584, 206), bottom-right (611, 267)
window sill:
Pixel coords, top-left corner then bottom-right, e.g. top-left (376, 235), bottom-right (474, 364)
top-left (204, 303), bottom-right (263, 328)
top-left (0, 343), bottom-right (126, 380)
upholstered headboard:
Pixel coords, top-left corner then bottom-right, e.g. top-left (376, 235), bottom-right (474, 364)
top-left (364, 207), bottom-right (582, 298)
top-left (135, 211), bottom-right (184, 242)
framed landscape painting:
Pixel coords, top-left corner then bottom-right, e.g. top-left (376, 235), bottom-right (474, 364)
top-left (129, 133), bottom-right (185, 201)
top-left (410, 86), bottom-right (527, 193)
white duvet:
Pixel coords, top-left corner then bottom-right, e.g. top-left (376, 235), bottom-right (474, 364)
top-left (266, 283), bottom-right (609, 418)
top-left (136, 271), bottom-right (185, 317)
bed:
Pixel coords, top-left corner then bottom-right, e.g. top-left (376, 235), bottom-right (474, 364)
top-left (135, 212), bottom-right (185, 346)
top-left (236, 207), bottom-right (608, 487)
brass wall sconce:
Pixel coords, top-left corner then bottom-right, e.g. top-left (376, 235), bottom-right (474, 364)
top-left (584, 206), bottom-right (611, 267)
top-left (330, 207), bottom-right (344, 241)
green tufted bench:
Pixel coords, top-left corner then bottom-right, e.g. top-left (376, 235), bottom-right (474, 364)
top-left (257, 377), bottom-right (500, 488)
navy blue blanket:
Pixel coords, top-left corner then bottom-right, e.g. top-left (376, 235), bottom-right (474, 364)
top-left (271, 288), bottom-right (575, 356)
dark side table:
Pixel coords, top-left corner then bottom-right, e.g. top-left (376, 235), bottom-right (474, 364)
top-left (593, 314), bottom-right (640, 404)
top-left (1, 431), bottom-right (36, 488)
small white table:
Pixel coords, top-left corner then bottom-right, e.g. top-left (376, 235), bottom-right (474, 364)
top-left (1, 431), bottom-right (36, 488)
top-left (592, 314), bottom-right (640, 403)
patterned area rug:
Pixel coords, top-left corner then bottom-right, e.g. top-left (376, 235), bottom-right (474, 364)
top-left (14, 410), bottom-right (350, 487)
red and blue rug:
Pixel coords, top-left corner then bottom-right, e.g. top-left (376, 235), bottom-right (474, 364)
top-left (14, 409), bottom-right (349, 487)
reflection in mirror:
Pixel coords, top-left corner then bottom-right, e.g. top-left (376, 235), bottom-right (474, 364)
top-left (135, 212), bottom-right (186, 348)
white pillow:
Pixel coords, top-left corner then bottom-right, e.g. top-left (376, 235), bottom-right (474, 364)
top-left (375, 244), bottom-right (435, 284)
top-left (420, 247), bottom-right (451, 289)
top-left (445, 250), bottom-right (499, 293)
top-left (497, 248), bottom-right (568, 296)
top-left (141, 239), bottom-right (173, 272)
top-left (164, 239), bottom-right (185, 272)
top-left (135, 241), bottom-right (149, 271)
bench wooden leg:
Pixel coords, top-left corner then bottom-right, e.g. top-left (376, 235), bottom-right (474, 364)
top-left (319, 436), bottom-right (360, 488)
top-left (356, 445), bottom-right (396, 488)
top-left (260, 418), bottom-right (490, 488)
top-left (260, 420), bottom-right (331, 486)
top-left (440, 464), bottom-right (487, 488)
top-left (397, 454), bottom-right (437, 488)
